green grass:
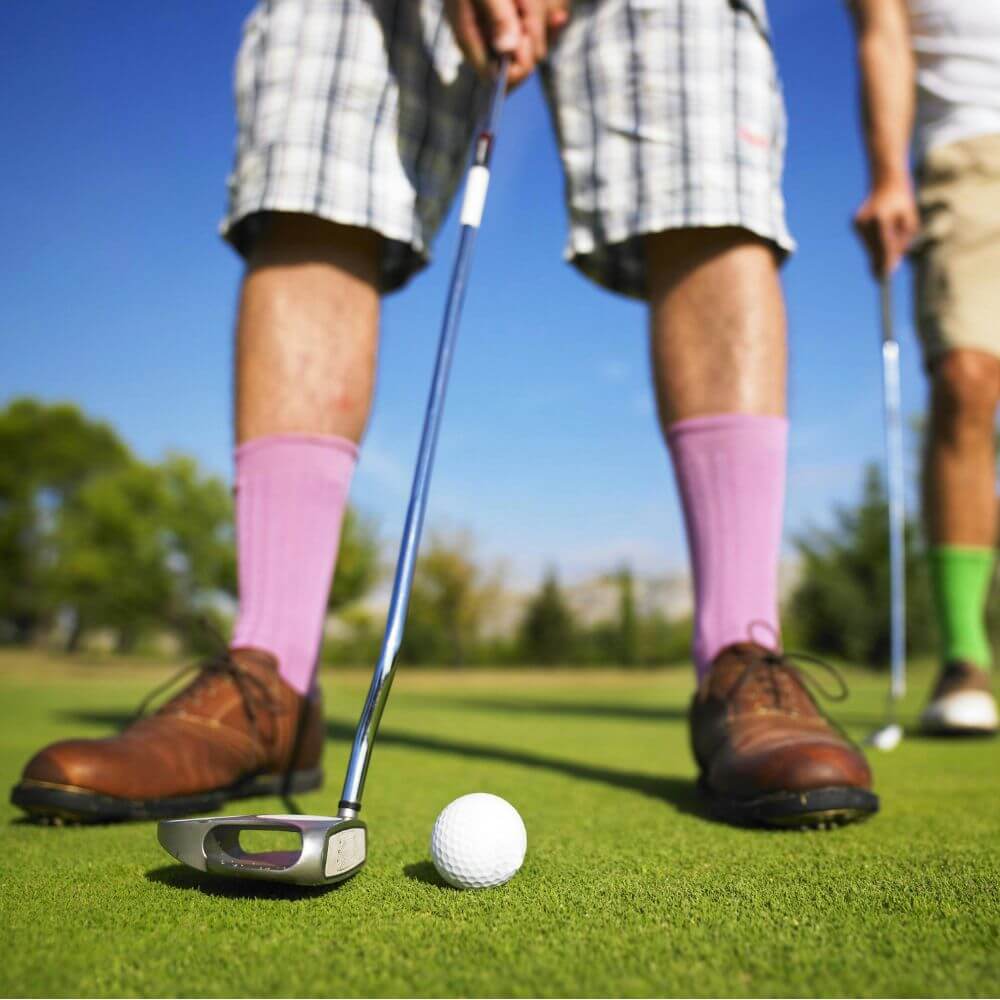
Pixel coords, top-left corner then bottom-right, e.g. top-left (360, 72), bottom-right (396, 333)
top-left (1, 653), bottom-right (998, 997)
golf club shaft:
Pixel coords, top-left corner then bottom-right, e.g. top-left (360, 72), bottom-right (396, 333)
top-left (880, 275), bottom-right (907, 704)
top-left (338, 59), bottom-right (510, 816)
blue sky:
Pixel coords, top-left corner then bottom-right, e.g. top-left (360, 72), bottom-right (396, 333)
top-left (0, 3), bottom-right (922, 587)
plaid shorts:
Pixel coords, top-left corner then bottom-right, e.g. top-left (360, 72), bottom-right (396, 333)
top-left (223, 0), bottom-right (794, 299)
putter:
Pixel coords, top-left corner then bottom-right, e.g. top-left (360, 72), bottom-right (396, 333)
top-left (158, 57), bottom-right (511, 886)
top-left (867, 274), bottom-right (907, 752)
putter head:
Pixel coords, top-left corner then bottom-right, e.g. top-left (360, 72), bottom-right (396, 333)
top-left (157, 813), bottom-right (367, 887)
top-left (866, 722), bottom-right (903, 752)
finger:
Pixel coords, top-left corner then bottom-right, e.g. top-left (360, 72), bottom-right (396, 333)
top-left (448, 0), bottom-right (491, 75)
top-left (506, 30), bottom-right (535, 88)
top-left (889, 211), bottom-right (918, 270)
top-left (876, 217), bottom-right (895, 276)
top-left (853, 211), bottom-right (884, 277)
top-left (476, 0), bottom-right (522, 54)
top-left (517, 0), bottom-right (547, 61)
top-left (546, 0), bottom-right (570, 33)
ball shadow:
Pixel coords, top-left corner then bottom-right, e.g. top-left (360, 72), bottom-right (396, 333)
top-left (402, 860), bottom-right (449, 887)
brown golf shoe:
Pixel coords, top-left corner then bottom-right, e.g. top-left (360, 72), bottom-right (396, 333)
top-left (10, 648), bottom-right (324, 823)
top-left (689, 642), bottom-right (878, 828)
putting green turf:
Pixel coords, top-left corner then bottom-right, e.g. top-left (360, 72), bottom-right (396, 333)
top-left (1, 654), bottom-right (998, 998)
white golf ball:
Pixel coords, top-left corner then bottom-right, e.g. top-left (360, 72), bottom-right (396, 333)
top-left (430, 793), bottom-right (527, 890)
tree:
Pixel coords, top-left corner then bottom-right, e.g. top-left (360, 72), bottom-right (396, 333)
top-left (50, 462), bottom-right (177, 651)
top-left (0, 397), bottom-right (384, 653)
top-left (402, 530), bottom-right (501, 665)
top-left (329, 508), bottom-right (381, 612)
top-left (787, 464), bottom-right (934, 666)
top-left (0, 398), bottom-right (130, 642)
top-left (159, 454), bottom-right (236, 605)
top-left (613, 566), bottom-right (639, 666)
top-left (53, 457), bottom-right (379, 653)
top-left (50, 455), bottom-right (240, 652)
top-left (519, 570), bottom-right (575, 664)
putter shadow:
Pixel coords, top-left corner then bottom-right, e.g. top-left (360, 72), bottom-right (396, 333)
top-left (144, 863), bottom-right (341, 900)
top-left (325, 721), bottom-right (704, 818)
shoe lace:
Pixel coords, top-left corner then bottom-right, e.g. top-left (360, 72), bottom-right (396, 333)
top-left (129, 620), bottom-right (281, 733)
top-left (733, 621), bottom-right (849, 710)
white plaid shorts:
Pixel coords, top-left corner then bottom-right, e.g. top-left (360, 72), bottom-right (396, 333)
top-left (223, 0), bottom-right (794, 299)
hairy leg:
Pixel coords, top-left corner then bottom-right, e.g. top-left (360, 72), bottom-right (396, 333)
top-left (924, 349), bottom-right (1000, 546)
top-left (647, 228), bottom-right (788, 673)
top-left (236, 214), bottom-right (381, 444)
top-left (230, 214), bottom-right (382, 692)
top-left (648, 227), bottom-right (786, 424)
top-left (923, 349), bottom-right (1000, 674)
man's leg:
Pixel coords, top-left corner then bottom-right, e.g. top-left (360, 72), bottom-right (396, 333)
top-left (541, 0), bottom-right (875, 826)
top-left (10, 216), bottom-right (383, 822)
top-left (11, 0), bottom-right (489, 821)
top-left (236, 215), bottom-right (380, 445)
top-left (921, 348), bottom-right (1000, 732)
top-left (647, 227), bottom-right (875, 826)
top-left (648, 228), bottom-right (786, 676)
top-left (229, 215), bottom-right (380, 695)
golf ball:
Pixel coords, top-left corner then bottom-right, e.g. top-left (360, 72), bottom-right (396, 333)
top-left (430, 793), bottom-right (527, 890)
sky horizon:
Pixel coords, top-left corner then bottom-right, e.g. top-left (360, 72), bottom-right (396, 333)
top-left (1, 3), bottom-right (926, 590)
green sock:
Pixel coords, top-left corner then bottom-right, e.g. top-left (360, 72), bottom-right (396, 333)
top-left (928, 545), bottom-right (995, 670)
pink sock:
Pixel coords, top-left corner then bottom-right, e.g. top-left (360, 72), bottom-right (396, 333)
top-left (230, 434), bottom-right (357, 694)
top-left (667, 414), bottom-right (788, 679)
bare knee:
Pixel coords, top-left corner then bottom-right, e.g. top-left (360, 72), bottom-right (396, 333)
top-left (645, 226), bottom-right (779, 297)
top-left (246, 212), bottom-right (381, 286)
top-left (931, 350), bottom-right (1000, 442)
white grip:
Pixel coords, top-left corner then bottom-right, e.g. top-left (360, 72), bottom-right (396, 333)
top-left (459, 165), bottom-right (490, 228)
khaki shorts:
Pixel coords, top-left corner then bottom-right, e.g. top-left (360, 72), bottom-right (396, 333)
top-left (914, 132), bottom-right (1000, 367)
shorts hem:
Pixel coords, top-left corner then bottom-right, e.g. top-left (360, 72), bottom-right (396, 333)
top-left (221, 194), bottom-right (431, 294)
top-left (921, 338), bottom-right (1000, 371)
top-left (565, 213), bottom-right (796, 300)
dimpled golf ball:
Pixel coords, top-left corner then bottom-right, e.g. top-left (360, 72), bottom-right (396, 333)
top-left (430, 793), bottom-right (527, 890)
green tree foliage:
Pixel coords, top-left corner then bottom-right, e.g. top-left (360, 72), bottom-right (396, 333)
top-left (51, 456), bottom-right (236, 651)
top-left (518, 570), bottom-right (575, 664)
top-left (787, 464), bottom-right (934, 666)
top-left (52, 462), bottom-right (178, 651)
top-left (402, 530), bottom-right (502, 665)
top-left (0, 398), bottom-right (381, 654)
top-left (159, 455), bottom-right (237, 604)
top-left (329, 508), bottom-right (381, 612)
top-left (0, 399), bottom-right (129, 641)
top-left (613, 566), bottom-right (639, 666)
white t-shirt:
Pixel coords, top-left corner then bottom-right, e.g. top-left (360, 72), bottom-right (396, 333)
top-left (907, 0), bottom-right (1000, 156)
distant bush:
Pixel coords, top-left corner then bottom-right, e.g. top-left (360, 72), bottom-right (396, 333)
top-left (0, 397), bottom-right (379, 656)
top-left (786, 464), bottom-right (935, 667)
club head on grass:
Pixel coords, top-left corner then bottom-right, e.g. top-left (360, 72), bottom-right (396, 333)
top-left (866, 722), bottom-right (903, 752)
top-left (157, 814), bottom-right (367, 887)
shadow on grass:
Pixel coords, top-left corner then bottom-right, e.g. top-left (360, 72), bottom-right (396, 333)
top-left (324, 721), bottom-right (705, 818)
top-left (45, 712), bottom-right (704, 819)
top-left (408, 696), bottom-right (689, 723)
top-left (144, 863), bottom-right (342, 900)
top-left (403, 695), bottom-right (909, 731)
top-left (57, 690), bottom-right (901, 734)
top-left (57, 709), bottom-right (143, 727)
top-left (403, 860), bottom-right (449, 887)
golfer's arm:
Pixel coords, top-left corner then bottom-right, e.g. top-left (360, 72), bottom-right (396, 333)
top-left (849, 0), bottom-right (915, 187)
